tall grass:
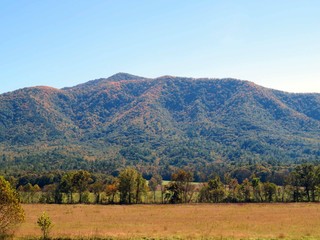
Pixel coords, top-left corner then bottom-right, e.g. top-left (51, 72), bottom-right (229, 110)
top-left (15, 203), bottom-right (320, 239)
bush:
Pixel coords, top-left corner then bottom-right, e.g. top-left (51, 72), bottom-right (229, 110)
top-left (37, 211), bottom-right (53, 239)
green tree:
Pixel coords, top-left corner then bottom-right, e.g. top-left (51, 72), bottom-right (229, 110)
top-left (37, 211), bottom-right (53, 240)
top-left (22, 183), bottom-right (34, 203)
top-left (40, 184), bottom-right (58, 204)
top-left (289, 171), bottom-right (302, 202)
top-left (199, 176), bottom-right (225, 203)
top-left (72, 170), bottom-right (92, 203)
top-left (118, 168), bottom-right (147, 204)
top-left (263, 182), bottom-right (277, 202)
top-left (299, 164), bottom-right (317, 202)
top-left (227, 178), bottom-right (240, 202)
top-left (90, 181), bottom-right (105, 204)
top-left (166, 169), bottom-right (195, 203)
top-left (239, 178), bottom-right (252, 202)
top-left (21, 183), bottom-right (41, 203)
top-left (251, 177), bottom-right (263, 202)
top-left (135, 173), bottom-right (147, 204)
top-left (290, 164), bottom-right (317, 202)
top-left (0, 175), bottom-right (25, 237)
top-left (59, 172), bottom-right (75, 204)
top-left (31, 184), bottom-right (41, 203)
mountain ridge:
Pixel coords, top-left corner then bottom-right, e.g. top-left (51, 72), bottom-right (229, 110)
top-left (0, 73), bottom-right (319, 174)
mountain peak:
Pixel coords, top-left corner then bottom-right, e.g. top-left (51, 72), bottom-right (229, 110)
top-left (157, 75), bottom-right (177, 79)
top-left (64, 73), bottom-right (145, 90)
top-left (107, 72), bottom-right (144, 81)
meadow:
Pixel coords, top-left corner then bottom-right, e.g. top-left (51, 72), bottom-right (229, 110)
top-left (16, 203), bottom-right (320, 239)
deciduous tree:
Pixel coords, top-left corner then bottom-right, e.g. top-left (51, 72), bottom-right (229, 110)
top-left (199, 176), bottom-right (225, 203)
top-left (263, 182), bottom-right (277, 202)
top-left (118, 168), bottom-right (147, 204)
top-left (72, 170), bottom-right (92, 203)
top-left (166, 169), bottom-right (195, 203)
top-left (0, 176), bottom-right (25, 237)
top-left (105, 180), bottom-right (119, 204)
top-left (59, 172), bottom-right (75, 204)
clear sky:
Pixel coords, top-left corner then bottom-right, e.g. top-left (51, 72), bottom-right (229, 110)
top-left (1, 0), bottom-right (320, 94)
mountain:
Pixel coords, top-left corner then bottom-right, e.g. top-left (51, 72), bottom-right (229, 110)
top-left (0, 73), bottom-right (319, 175)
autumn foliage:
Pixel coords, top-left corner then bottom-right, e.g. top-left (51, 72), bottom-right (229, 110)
top-left (0, 176), bottom-right (24, 237)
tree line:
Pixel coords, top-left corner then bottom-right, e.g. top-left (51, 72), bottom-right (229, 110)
top-left (3, 163), bottom-right (319, 204)
top-left (2, 163), bottom-right (320, 239)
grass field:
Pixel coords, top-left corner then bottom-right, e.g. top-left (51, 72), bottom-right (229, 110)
top-left (15, 203), bottom-right (320, 239)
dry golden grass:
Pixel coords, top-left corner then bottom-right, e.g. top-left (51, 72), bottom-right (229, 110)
top-left (16, 203), bottom-right (320, 239)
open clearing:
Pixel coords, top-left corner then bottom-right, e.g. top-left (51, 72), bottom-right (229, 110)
top-left (16, 203), bottom-right (320, 239)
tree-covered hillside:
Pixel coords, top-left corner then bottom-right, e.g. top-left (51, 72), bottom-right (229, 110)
top-left (0, 73), bottom-right (319, 176)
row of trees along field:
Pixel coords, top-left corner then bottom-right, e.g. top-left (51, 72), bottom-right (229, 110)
top-left (3, 163), bottom-right (320, 204)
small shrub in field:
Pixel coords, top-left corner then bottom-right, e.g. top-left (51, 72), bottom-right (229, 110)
top-left (37, 212), bottom-right (53, 239)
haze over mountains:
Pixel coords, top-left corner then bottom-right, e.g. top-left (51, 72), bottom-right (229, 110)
top-left (0, 73), bottom-right (319, 174)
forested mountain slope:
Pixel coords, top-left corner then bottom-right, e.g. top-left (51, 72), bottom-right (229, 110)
top-left (0, 73), bottom-right (319, 174)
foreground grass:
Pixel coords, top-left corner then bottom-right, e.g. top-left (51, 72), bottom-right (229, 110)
top-left (16, 203), bottom-right (320, 239)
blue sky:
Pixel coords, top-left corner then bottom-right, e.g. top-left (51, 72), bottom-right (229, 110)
top-left (1, 0), bottom-right (319, 93)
